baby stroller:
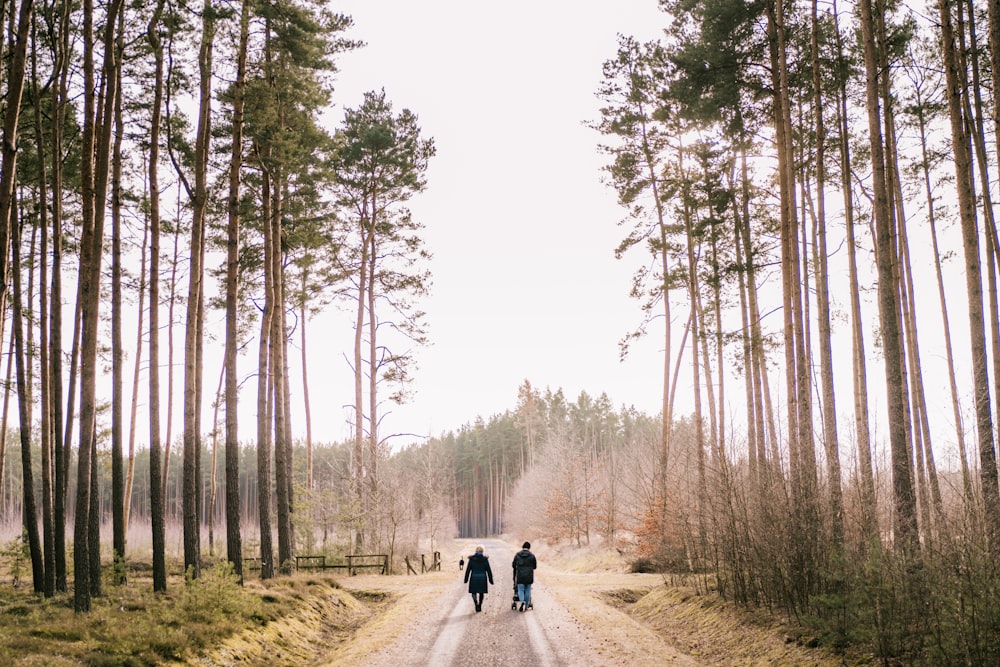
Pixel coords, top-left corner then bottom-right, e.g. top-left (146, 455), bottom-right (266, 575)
top-left (511, 582), bottom-right (533, 611)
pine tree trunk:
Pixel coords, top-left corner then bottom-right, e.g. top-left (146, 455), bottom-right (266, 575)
top-left (811, 0), bottom-right (843, 543)
top-left (0, 335), bottom-right (10, 530)
top-left (256, 152), bottom-right (275, 579)
top-left (367, 217), bottom-right (379, 543)
top-left (0, 0), bottom-right (33, 301)
top-left (959, 0), bottom-right (1000, 522)
top-left (737, 147), bottom-right (776, 470)
top-left (110, 11), bottom-right (126, 581)
top-left (352, 194), bottom-right (370, 551)
top-left (208, 363), bottom-right (223, 556)
top-left (768, 0), bottom-right (800, 488)
top-left (681, 145), bottom-right (708, 558)
top-left (80, 0), bottom-right (123, 603)
top-left (938, 0), bottom-right (1000, 548)
top-left (880, 29), bottom-right (923, 544)
top-left (898, 205), bottom-right (944, 523)
top-left (123, 218), bottom-right (147, 540)
top-left (50, 0), bottom-right (69, 592)
top-left (12, 198), bottom-right (44, 593)
top-left (224, 0), bottom-right (249, 580)
top-left (734, 185), bottom-right (758, 479)
top-left (146, 0), bottom-right (167, 593)
top-left (301, 270), bottom-right (313, 491)
top-left (162, 218), bottom-right (179, 511)
top-left (905, 60), bottom-right (972, 507)
top-left (73, 0), bottom-right (98, 612)
top-left (832, 0), bottom-right (876, 532)
top-left (182, 0), bottom-right (214, 579)
top-left (31, 12), bottom-right (55, 597)
top-left (271, 174), bottom-right (292, 575)
top-left (858, 0), bottom-right (918, 550)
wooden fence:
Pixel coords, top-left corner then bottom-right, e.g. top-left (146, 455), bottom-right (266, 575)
top-left (404, 551), bottom-right (441, 574)
top-left (241, 554), bottom-right (388, 575)
top-left (294, 553), bottom-right (387, 575)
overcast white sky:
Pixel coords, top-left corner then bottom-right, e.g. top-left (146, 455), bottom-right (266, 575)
top-left (290, 1), bottom-right (675, 444)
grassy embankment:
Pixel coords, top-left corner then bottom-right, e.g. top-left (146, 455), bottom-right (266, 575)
top-left (551, 541), bottom-right (874, 666)
top-left (0, 561), bottom-right (390, 666)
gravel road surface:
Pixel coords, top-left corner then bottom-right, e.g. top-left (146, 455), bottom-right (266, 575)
top-left (331, 538), bottom-right (702, 666)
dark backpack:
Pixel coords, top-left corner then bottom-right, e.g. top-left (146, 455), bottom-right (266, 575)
top-left (514, 551), bottom-right (535, 583)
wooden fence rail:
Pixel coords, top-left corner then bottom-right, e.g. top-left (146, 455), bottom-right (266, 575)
top-left (404, 551), bottom-right (441, 575)
top-left (242, 554), bottom-right (388, 575)
top-left (292, 553), bottom-right (387, 575)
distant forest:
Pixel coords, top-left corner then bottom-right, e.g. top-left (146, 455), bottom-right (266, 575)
top-left (1, 382), bottom-right (673, 563)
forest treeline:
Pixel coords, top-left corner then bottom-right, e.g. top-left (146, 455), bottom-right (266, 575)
top-left (0, 0), bottom-right (1000, 662)
top-left (0, 382), bottom-right (661, 570)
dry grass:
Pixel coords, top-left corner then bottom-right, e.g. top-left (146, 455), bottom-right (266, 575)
top-left (0, 562), bottom-right (409, 666)
top-left (190, 577), bottom-right (391, 667)
top-left (604, 584), bottom-right (873, 666)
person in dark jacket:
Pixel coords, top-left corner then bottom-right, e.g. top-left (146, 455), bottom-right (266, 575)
top-left (512, 541), bottom-right (537, 611)
top-left (463, 545), bottom-right (493, 612)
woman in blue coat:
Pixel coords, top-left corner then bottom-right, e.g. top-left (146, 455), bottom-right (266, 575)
top-left (463, 545), bottom-right (494, 612)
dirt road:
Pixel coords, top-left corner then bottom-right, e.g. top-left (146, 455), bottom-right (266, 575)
top-left (409, 539), bottom-right (566, 666)
top-left (328, 539), bottom-right (702, 666)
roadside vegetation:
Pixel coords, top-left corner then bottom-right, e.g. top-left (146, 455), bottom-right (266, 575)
top-left (545, 542), bottom-right (874, 667)
top-left (0, 554), bottom-right (382, 666)
top-left (1, 537), bottom-right (873, 666)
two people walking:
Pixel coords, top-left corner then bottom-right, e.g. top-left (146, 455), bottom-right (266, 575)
top-left (463, 541), bottom-right (536, 613)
